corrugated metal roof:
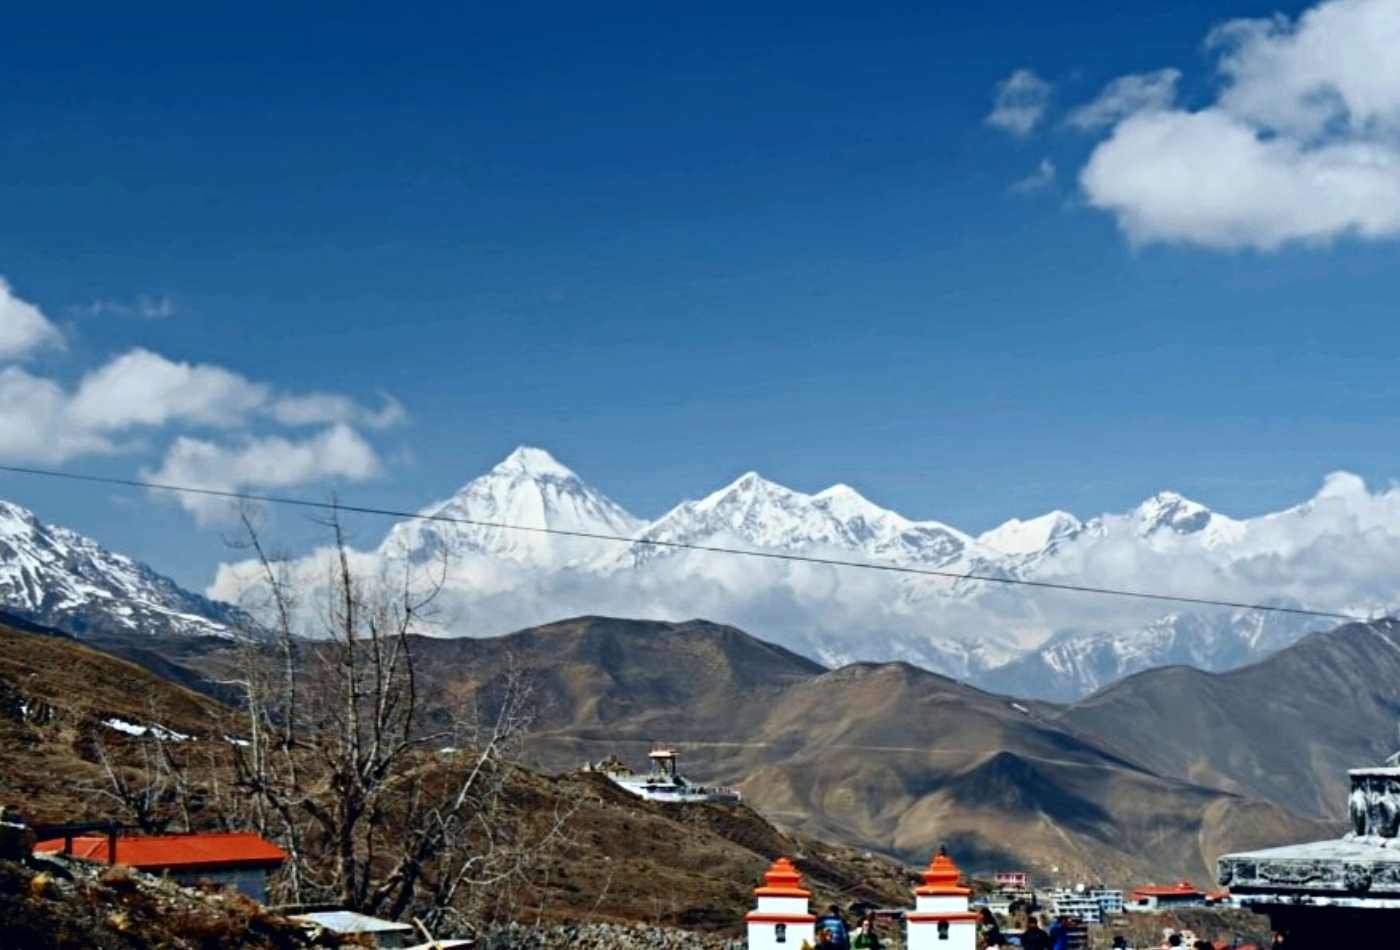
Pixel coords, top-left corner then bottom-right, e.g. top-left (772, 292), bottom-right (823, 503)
top-left (289, 911), bottom-right (414, 934)
top-left (34, 832), bottom-right (287, 871)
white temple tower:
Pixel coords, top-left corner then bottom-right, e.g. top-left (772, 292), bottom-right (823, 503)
top-left (746, 857), bottom-right (815, 949)
top-left (907, 846), bottom-right (977, 950)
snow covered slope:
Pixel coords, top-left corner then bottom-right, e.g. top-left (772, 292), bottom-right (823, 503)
top-left (380, 446), bottom-right (644, 569)
top-left (204, 449), bottom-right (1396, 699)
top-left (0, 501), bottom-right (246, 640)
top-left (618, 472), bottom-right (982, 570)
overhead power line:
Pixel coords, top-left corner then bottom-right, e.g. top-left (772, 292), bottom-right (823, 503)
top-left (0, 462), bottom-right (1370, 624)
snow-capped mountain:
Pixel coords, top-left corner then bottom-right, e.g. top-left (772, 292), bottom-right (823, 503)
top-left (617, 472), bottom-right (980, 570)
top-left (381, 446), bottom-right (645, 569)
top-left (1126, 491), bottom-right (1246, 548)
top-left (979, 510), bottom-right (1084, 558)
top-left (197, 448), bottom-right (1398, 700)
top-left (975, 610), bottom-right (1318, 701)
top-left (0, 500), bottom-right (246, 640)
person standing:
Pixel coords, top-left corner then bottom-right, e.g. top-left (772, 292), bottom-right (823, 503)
top-left (1047, 915), bottom-right (1070, 950)
top-left (851, 911), bottom-right (882, 949)
top-left (1019, 915), bottom-right (1052, 950)
top-left (814, 904), bottom-right (850, 950)
top-left (976, 906), bottom-right (1004, 948)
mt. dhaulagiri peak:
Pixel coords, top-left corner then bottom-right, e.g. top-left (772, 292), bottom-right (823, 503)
top-left (0, 499), bottom-right (247, 641)
top-left (379, 446), bottom-right (645, 570)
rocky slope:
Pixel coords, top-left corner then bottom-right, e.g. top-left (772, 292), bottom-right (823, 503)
top-left (0, 620), bottom-right (914, 937)
top-left (1056, 617), bottom-right (1400, 822)
top-left (138, 615), bottom-right (1329, 886)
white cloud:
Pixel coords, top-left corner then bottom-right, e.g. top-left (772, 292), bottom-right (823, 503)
top-left (0, 367), bottom-right (114, 464)
top-left (1078, 0), bottom-right (1400, 250)
top-left (271, 391), bottom-right (408, 430)
top-left (0, 277), bottom-right (63, 360)
top-left (75, 295), bottom-right (177, 319)
top-left (0, 343), bottom-right (406, 467)
top-left (1067, 68), bottom-right (1181, 130)
top-left (1010, 158), bottom-right (1057, 193)
top-left (987, 69), bottom-right (1052, 137)
top-left (68, 348), bottom-right (270, 431)
top-left (1082, 108), bottom-right (1400, 249)
top-left (146, 424), bottom-right (383, 524)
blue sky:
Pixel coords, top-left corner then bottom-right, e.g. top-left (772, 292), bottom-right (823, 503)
top-left (2, 0), bottom-right (1399, 588)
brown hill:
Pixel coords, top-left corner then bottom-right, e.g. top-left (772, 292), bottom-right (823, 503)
top-left (0, 624), bottom-right (223, 824)
top-left (76, 615), bottom-right (1334, 885)
top-left (1056, 617), bottom-right (1400, 822)
top-left (0, 620), bottom-right (913, 934)
top-left (396, 619), bottom-right (1331, 884)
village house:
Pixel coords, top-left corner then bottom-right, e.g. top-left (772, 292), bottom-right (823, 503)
top-left (1125, 880), bottom-right (1204, 912)
top-left (34, 831), bottom-right (287, 902)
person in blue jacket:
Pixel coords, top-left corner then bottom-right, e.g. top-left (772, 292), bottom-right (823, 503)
top-left (813, 904), bottom-right (850, 950)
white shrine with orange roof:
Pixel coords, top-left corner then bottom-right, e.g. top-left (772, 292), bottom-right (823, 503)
top-left (746, 857), bottom-right (815, 949)
top-left (906, 846), bottom-right (977, 950)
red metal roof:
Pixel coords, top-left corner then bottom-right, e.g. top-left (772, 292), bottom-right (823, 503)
top-left (1129, 881), bottom-right (1202, 898)
top-left (35, 832), bottom-right (287, 872)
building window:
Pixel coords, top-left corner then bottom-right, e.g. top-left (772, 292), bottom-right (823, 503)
top-left (775, 923), bottom-right (786, 943)
top-left (938, 920), bottom-right (950, 940)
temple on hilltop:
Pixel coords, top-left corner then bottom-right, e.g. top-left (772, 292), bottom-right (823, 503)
top-left (585, 744), bottom-right (742, 804)
top-left (1219, 759), bottom-right (1400, 942)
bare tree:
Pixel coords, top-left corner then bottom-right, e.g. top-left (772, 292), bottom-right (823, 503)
top-left (85, 699), bottom-right (197, 835)
top-left (214, 505), bottom-right (565, 929)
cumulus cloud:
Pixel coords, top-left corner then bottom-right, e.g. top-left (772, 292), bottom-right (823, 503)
top-left (271, 391), bottom-right (408, 430)
top-left (987, 69), bottom-right (1052, 137)
top-left (1067, 68), bottom-right (1181, 130)
top-left (0, 367), bottom-right (114, 464)
top-left (0, 343), bottom-right (406, 468)
top-left (68, 348), bottom-right (270, 431)
top-left (0, 277), bottom-right (63, 360)
top-left (1010, 158), bottom-right (1057, 193)
top-left (146, 424), bottom-right (383, 524)
top-left (1077, 0), bottom-right (1400, 250)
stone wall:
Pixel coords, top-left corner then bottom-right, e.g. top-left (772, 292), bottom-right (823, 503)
top-left (481, 922), bottom-right (745, 949)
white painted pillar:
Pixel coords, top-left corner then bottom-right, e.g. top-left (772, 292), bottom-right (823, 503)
top-left (907, 847), bottom-right (977, 950)
top-left (746, 857), bottom-right (815, 949)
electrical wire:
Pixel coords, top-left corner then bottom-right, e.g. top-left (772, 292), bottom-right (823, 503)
top-left (0, 462), bottom-right (1370, 623)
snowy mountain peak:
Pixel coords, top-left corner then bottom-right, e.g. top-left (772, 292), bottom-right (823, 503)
top-left (1130, 491), bottom-right (1244, 548)
top-left (978, 510), bottom-right (1083, 556)
top-left (0, 499), bottom-right (245, 639)
top-left (693, 471), bottom-right (795, 512)
top-left (491, 446), bottom-right (577, 481)
top-left (383, 449), bottom-right (642, 568)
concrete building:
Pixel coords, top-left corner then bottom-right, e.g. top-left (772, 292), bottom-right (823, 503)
top-left (993, 870), bottom-right (1029, 890)
top-left (1088, 886), bottom-right (1125, 915)
top-left (34, 831), bottom-right (286, 902)
top-left (1049, 890), bottom-right (1102, 924)
top-left (1125, 881), bottom-right (1204, 912)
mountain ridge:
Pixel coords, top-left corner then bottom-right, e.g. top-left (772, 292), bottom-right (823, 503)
top-left (209, 445), bottom-right (1381, 698)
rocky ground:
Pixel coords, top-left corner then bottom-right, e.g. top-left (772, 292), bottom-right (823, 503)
top-left (0, 854), bottom-right (363, 949)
